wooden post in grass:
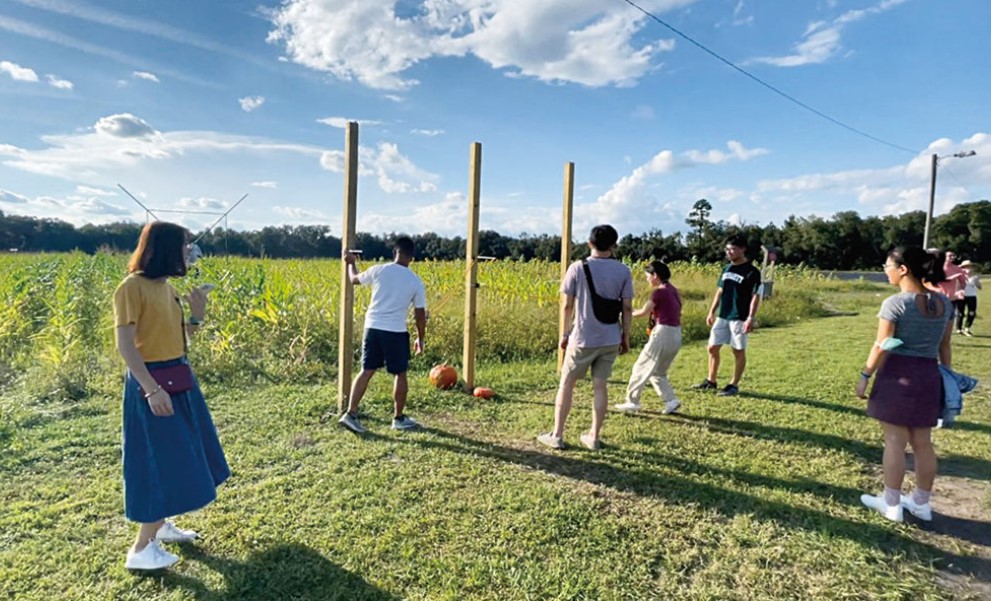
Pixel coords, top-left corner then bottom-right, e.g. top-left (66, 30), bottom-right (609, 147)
top-left (558, 162), bottom-right (574, 372)
top-left (463, 142), bottom-right (482, 391)
top-left (338, 122), bottom-right (359, 412)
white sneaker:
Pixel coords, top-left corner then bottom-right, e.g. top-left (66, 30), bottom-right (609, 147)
top-left (613, 401), bottom-right (641, 413)
top-left (662, 400), bottom-right (681, 415)
top-left (860, 493), bottom-right (903, 522)
top-left (536, 433), bottom-right (564, 450)
top-left (900, 494), bottom-right (933, 521)
top-left (579, 432), bottom-right (601, 450)
top-left (391, 415), bottom-right (420, 430)
top-left (338, 412), bottom-right (366, 434)
top-left (156, 520), bottom-right (198, 543)
top-left (125, 539), bottom-right (179, 570)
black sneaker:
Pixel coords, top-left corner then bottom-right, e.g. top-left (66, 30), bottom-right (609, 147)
top-left (717, 384), bottom-right (739, 396)
top-left (692, 379), bottom-right (717, 391)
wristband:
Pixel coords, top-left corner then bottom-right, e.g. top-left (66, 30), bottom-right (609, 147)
top-left (859, 371), bottom-right (872, 379)
top-left (144, 384), bottom-right (163, 399)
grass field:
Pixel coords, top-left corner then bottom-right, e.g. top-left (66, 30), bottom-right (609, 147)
top-left (1, 258), bottom-right (990, 600)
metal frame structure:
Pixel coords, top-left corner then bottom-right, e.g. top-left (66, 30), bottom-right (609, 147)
top-left (117, 184), bottom-right (249, 254)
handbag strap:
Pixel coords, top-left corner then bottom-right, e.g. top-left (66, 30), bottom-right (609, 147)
top-left (173, 293), bottom-right (188, 354)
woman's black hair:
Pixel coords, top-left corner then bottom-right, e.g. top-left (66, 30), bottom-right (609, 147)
top-left (128, 221), bottom-right (190, 279)
top-left (889, 246), bottom-right (945, 284)
top-left (645, 260), bottom-right (671, 283)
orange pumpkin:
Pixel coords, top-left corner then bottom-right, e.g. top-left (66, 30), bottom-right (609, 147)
top-left (428, 364), bottom-right (458, 390)
top-left (472, 387), bottom-right (495, 399)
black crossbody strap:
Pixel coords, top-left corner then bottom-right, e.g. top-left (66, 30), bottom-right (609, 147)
top-left (581, 259), bottom-right (598, 297)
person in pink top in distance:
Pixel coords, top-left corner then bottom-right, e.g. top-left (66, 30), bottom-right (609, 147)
top-left (936, 250), bottom-right (966, 334)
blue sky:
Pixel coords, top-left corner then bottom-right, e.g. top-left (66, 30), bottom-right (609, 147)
top-left (0, 0), bottom-right (988, 238)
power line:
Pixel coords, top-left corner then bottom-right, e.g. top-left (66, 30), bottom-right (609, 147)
top-left (619, 0), bottom-right (920, 155)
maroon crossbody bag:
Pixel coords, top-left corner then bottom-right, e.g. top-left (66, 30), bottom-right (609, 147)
top-left (143, 296), bottom-right (194, 396)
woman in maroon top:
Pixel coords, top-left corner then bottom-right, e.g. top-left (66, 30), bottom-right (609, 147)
top-left (615, 261), bottom-right (683, 415)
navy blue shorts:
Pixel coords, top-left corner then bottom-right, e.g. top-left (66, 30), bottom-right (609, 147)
top-left (361, 328), bottom-right (411, 374)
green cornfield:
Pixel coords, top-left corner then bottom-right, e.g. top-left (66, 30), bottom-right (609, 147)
top-left (0, 252), bottom-right (835, 401)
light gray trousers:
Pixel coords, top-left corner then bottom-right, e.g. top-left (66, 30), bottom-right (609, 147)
top-left (625, 324), bottom-right (682, 405)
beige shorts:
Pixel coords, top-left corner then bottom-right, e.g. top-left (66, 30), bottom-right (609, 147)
top-left (562, 345), bottom-right (619, 380)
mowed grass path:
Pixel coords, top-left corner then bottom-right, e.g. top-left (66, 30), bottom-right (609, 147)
top-left (2, 288), bottom-right (990, 600)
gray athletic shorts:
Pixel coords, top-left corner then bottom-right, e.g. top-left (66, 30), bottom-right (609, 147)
top-left (708, 318), bottom-right (748, 350)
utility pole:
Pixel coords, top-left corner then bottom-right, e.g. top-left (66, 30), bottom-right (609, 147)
top-left (923, 150), bottom-right (976, 250)
top-left (923, 153), bottom-right (937, 250)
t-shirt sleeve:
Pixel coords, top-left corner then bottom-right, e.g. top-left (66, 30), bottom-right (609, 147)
top-left (750, 267), bottom-right (762, 291)
top-left (621, 269), bottom-right (634, 300)
top-left (357, 264), bottom-right (380, 286)
top-left (877, 296), bottom-right (903, 322)
top-left (413, 279), bottom-right (427, 309)
top-left (560, 262), bottom-right (579, 297)
top-left (113, 278), bottom-right (142, 327)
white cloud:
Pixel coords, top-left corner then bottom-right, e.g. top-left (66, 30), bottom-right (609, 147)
top-left (95, 113), bottom-right (156, 138)
top-left (274, 205), bottom-right (327, 221)
top-left (0, 113), bottom-right (328, 180)
top-left (9, 0), bottom-right (271, 70)
top-left (251, 181), bottom-right (278, 189)
top-left (361, 192), bottom-right (465, 234)
top-left (754, 132), bottom-right (990, 218)
top-left (239, 96), bottom-right (265, 112)
top-left (750, 0), bottom-right (908, 67)
top-left (582, 140), bottom-right (770, 233)
top-left (0, 187), bottom-right (134, 224)
top-left (132, 71), bottom-right (160, 83)
top-left (319, 143), bottom-right (437, 194)
top-left (410, 128), bottom-right (444, 136)
top-left (266, 0), bottom-right (697, 90)
top-left (0, 144), bottom-right (26, 156)
top-left (0, 60), bottom-right (39, 82)
top-left (731, 0), bottom-right (754, 26)
top-left (373, 143), bottom-right (438, 193)
top-left (75, 185), bottom-right (115, 197)
top-left (178, 197), bottom-right (228, 211)
top-left (0, 15), bottom-right (220, 88)
top-left (0, 188), bottom-right (30, 204)
top-left (684, 140), bottom-right (769, 164)
top-left (46, 74), bottom-right (73, 89)
top-left (687, 185), bottom-right (745, 203)
top-left (316, 117), bottom-right (382, 129)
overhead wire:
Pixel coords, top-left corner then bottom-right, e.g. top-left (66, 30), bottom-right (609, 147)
top-left (618, 0), bottom-right (921, 155)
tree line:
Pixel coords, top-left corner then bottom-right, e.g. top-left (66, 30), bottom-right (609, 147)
top-left (1, 199), bottom-right (988, 269)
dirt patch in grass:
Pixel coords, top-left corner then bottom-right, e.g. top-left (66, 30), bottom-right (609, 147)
top-left (924, 475), bottom-right (991, 599)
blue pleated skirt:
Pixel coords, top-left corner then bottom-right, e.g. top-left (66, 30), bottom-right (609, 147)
top-left (122, 357), bottom-right (230, 523)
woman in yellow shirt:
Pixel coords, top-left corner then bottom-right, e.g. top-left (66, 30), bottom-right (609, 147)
top-left (114, 222), bottom-right (229, 570)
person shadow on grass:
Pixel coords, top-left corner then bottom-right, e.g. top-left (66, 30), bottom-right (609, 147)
top-left (160, 543), bottom-right (399, 601)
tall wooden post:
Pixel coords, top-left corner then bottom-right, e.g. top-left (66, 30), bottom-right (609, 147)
top-left (463, 142), bottom-right (482, 391)
top-left (558, 162), bottom-right (574, 372)
top-left (338, 122), bottom-right (359, 412)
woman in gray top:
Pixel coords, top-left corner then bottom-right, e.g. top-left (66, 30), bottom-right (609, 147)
top-left (855, 246), bottom-right (952, 524)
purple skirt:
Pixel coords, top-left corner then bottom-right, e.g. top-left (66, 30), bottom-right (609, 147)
top-left (867, 353), bottom-right (941, 428)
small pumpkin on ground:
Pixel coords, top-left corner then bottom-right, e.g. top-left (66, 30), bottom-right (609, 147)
top-left (428, 364), bottom-right (458, 390)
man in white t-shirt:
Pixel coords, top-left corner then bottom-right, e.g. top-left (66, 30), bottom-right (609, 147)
top-left (339, 237), bottom-right (427, 433)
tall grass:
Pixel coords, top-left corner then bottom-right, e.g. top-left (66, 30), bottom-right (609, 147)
top-left (0, 254), bottom-right (844, 400)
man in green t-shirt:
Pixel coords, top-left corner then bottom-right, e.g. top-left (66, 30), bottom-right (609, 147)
top-left (693, 235), bottom-right (761, 396)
